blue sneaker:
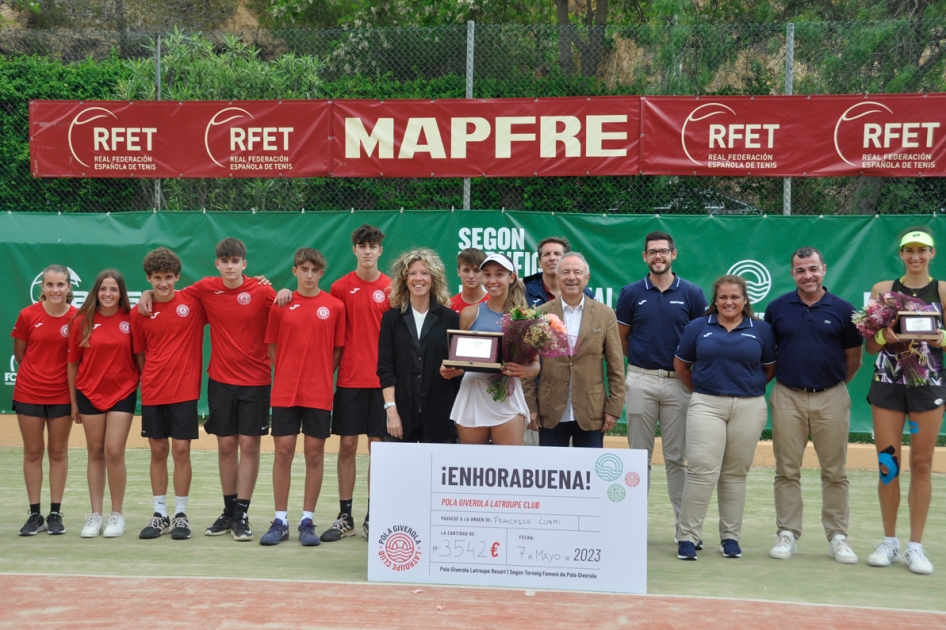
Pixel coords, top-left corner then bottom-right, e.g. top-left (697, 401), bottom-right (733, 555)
top-left (259, 519), bottom-right (289, 546)
top-left (677, 541), bottom-right (698, 561)
top-left (298, 518), bottom-right (320, 547)
top-left (674, 535), bottom-right (703, 551)
top-left (720, 538), bottom-right (742, 558)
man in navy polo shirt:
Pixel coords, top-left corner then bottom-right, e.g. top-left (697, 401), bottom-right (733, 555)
top-left (764, 246), bottom-right (863, 564)
top-left (616, 231), bottom-right (707, 535)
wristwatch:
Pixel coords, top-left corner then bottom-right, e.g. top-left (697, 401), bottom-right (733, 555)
top-left (383, 402), bottom-right (396, 410)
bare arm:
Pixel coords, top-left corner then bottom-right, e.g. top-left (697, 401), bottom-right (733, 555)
top-left (844, 347), bottom-right (862, 383)
top-left (618, 323), bottom-right (631, 358)
top-left (383, 385), bottom-right (402, 439)
top-left (673, 357), bottom-right (694, 392)
top-left (137, 290), bottom-right (154, 317)
top-left (764, 362), bottom-right (776, 384)
top-left (67, 362), bottom-right (81, 423)
top-left (13, 338), bottom-right (26, 364)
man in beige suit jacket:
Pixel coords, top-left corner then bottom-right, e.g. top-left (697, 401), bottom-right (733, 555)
top-left (522, 253), bottom-right (626, 448)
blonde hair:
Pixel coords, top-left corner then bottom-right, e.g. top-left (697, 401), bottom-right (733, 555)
top-left (389, 248), bottom-right (451, 312)
top-left (40, 264), bottom-right (74, 304)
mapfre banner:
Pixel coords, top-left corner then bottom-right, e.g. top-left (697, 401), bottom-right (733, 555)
top-left (29, 94), bottom-right (946, 178)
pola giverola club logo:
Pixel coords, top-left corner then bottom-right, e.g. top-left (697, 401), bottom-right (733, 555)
top-left (833, 101), bottom-right (940, 171)
top-left (377, 524), bottom-right (422, 572)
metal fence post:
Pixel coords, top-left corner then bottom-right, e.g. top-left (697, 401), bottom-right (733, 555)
top-left (154, 33), bottom-right (162, 212)
top-left (463, 21), bottom-right (475, 210)
top-left (783, 23), bottom-right (794, 216)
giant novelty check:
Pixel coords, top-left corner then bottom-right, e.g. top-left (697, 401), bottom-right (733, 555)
top-left (367, 443), bottom-right (648, 593)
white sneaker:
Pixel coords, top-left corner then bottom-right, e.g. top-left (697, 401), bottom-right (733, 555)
top-left (769, 530), bottom-right (797, 559)
top-left (102, 514), bottom-right (126, 538)
top-left (867, 540), bottom-right (901, 567)
top-left (829, 534), bottom-right (858, 564)
top-left (903, 546), bottom-right (934, 575)
top-left (80, 513), bottom-right (104, 538)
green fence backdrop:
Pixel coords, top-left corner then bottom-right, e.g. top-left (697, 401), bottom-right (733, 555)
top-left (1, 211), bottom-right (940, 434)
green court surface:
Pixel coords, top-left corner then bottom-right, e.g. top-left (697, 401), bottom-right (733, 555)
top-left (1, 446), bottom-right (944, 611)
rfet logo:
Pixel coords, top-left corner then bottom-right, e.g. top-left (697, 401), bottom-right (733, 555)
top-left (377, 525), bottom-right (422, 572)
top-left (834, 101), bottom-right (940, 169)
top-left (317, 306), bottom-right (330, 320)
top-left (68, 107), bottom-right (157, 171)
top-left (237, 292), bottom-right (252, 305)
top-left (204, 107), bottom-right (295, 172)
top-left (176, 304), bottom-right (190, 317)
top-left (372, 289), bottom-right (386, 304)
top-left (681, 103), bottom-right (780, 168)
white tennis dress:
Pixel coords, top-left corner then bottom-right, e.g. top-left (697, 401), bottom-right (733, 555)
top-left (450, 303), bottom-right (530, 428)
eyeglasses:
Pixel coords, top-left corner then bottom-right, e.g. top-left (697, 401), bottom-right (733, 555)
top-left (645, 248), bottom-right (673, 257)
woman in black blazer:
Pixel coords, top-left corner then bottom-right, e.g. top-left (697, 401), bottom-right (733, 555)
top-left (377, 248), bottom-right (460, 443)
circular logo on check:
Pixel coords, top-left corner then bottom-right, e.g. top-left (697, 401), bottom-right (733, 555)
top-left (237, 292), bottom-right (251, 305)
top-left (595, 454), bottom-right (623, 482)
top-left (625, 472), bottom-right (640, 487)
top-left (607, 485), bottom-right (626, 502)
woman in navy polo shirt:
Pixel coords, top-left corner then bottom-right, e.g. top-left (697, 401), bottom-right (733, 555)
top-left (864, 229), bottom-right (945, 575)
top-left (673, 274), bottom-right (776, 561)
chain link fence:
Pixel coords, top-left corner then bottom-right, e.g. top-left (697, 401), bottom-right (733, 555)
top-left (2, 21), bottom-right (946, 214)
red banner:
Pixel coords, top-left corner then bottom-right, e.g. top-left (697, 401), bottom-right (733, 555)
top-left (641, 95), bottom-right (946, 177)
top-left (29, 95), bottom-right (946, 178)
top-left (30, 100), bottom-right (332, 178)
top-left (332, 97), bottom-right (639, 178)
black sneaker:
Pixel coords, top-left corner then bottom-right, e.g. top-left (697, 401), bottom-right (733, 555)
top-left (46, 511), bottom-right (65, 535)
top-left (19, 512), bottom-right (46, 536)
top-left (171, 513), bottom-right (192, 540)
top-left (362, 515), bottom-right (369, 540)
top-left (139, 513), bottom-right (170, 539)
top-left (232, 514), bottom-right (253, 541)
top-left (205, 511), bottom-right (232, 536)
top-left (320, 512), bottom-right (355, 542)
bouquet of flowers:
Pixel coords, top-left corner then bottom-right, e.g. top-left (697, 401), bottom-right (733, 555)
top-left (852, 292), bottom-right (941, 387)
top-left (486, 306), bottom-right (575, 402)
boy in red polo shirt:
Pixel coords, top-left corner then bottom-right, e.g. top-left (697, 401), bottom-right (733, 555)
top-left (449, 247), bottom-right (488, 313)
top-left (260, 248), bottom-right (345, 547)
top-left (322, 224), bottom-right (391, 542)
top-left (139, 238), bottom-right (276, 542)
top-left (131, 248), bottom-right (207, 541)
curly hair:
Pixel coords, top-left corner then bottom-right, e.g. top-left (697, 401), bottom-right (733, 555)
top-left (388, 248), bottom-right (451, 312)
top-left (142, 248), bottom-right (182, 276)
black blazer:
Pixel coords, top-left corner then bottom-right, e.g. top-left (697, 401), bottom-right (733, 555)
top-left (377, 301), bottom-right (460, 443)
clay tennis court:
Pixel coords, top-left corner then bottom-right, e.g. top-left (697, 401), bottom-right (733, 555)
top-left (4, 573), bottom-right (945, 629)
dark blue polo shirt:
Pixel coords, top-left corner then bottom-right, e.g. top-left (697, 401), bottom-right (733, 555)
top-left (675, 315), bottom-right (777, 397)
top-left (615, 274), bottom-right (708, 370)
top-left (763, 289), bottom-right (862, 390)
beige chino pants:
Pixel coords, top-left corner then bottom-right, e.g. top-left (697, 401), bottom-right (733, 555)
top-left (678, 392), bottom-right (767, 544)
top-left (625, 369), bottom-right (692, 523)
top-left (770, 381), bottom-right (851, 541)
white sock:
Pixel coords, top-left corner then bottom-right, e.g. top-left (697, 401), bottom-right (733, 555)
top-left (275, 511), bottom-right (288, 525)
top-left (885, 536), bottom-right (900, 547)
top-left (301, 511), bottom-right (314, 524)
top-left (110, 511), bottom-right (122, 518)
top-left (907, 541), bottom-right (923, 552)
top-left (175, 496), bottom-right (188, 516)
top-left (153, 495), bottom-right (168, 517)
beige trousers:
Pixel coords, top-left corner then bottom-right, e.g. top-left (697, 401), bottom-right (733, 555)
top-left (770, 381), bottom-right (851, 541)
top-left (678, 393), bottom-right (767, 544)
top-left (625, 370), bottom-right (692, 523)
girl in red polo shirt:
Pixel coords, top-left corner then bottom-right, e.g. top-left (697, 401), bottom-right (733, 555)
top-left (68, 269), bottom-right (139, 539)
top-left (13, 265), bottom-right (78, 536)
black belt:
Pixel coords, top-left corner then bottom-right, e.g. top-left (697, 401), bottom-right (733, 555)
top-left (789, 386), bottom-right (829, 394)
